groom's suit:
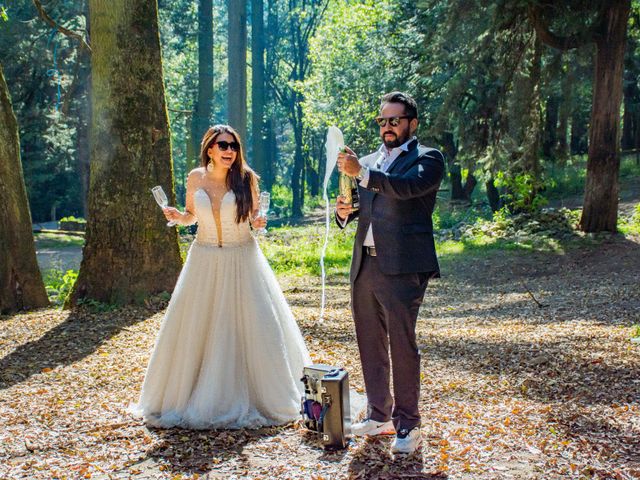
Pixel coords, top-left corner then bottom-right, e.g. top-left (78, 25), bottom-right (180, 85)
top-left (337, 139), bottom-right (444, 432)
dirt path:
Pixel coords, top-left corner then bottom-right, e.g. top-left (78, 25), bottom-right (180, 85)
top-left (2, 230), bottom-right (639, 479)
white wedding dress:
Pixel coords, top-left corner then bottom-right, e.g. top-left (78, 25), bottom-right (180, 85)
top-left (132, 188), bottom-right (311, 429)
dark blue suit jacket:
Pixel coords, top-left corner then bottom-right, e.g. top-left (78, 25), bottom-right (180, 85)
top-left (338, 139), bottom-right (445, 283)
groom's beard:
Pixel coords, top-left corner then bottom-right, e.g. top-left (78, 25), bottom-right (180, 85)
top-left (382, 128), bottom-right (410, 149)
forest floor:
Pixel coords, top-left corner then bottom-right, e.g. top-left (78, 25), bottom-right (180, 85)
top-left (5, 185), bottom-right (640, 479)
top-left (2, 231), bottom-right (639, 479)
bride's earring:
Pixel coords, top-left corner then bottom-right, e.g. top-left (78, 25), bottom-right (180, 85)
top-left (207, 160), bottom-right (214, 173)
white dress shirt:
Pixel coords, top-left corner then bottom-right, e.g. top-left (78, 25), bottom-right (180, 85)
top-left (339, 137), bottom-right (416, 247)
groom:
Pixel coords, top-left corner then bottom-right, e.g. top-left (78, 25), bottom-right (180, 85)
top-left (335, 91), bottom-right (444, 454)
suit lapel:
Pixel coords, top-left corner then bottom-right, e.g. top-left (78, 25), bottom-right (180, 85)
top-left (387, 140), bottom-right (419, 175)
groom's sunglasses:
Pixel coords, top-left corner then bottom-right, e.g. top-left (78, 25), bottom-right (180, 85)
top-left (215, 141), bottom-right (240, 152)
top-left (375, 116), bottom-right (411, 127)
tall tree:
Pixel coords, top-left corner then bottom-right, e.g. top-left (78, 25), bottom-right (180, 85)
top-left (228, 0), bottom-right (247, 141)
top-left (529, 0), bottom-right (631, 232)
top-left (251, 0), bottom-right (267, 179)
top-left (0, 61), bottom-right (49, 314)
top-left (70, 1), bottom-right (182, 305)
top-left (270, 0), bottom-right (328, 216)
top-left (622, 12), bottom-right (640, 152)
top-left (191, 0), bottom-right (214, 159)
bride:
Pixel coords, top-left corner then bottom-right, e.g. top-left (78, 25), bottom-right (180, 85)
top-left (132, 124), bottom-right (311, 429)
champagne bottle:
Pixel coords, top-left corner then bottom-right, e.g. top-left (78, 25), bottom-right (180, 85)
top-left (339, 172), bottom-right (360, 212)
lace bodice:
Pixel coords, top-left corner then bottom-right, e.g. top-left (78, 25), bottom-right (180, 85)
top-left (193, 188), bottom-right (252, 247)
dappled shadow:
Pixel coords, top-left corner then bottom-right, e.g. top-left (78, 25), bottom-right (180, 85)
top-left (551, 404), bottom-right (640, 473)
top-left (347, 436), bottom-right (446, 480)
top-left (438, 235), bottom-right (640, 288)
top-left (133, 426), bottom-right (284, 477)
top-left (0, 306), bottom-right (156, 390)
top-left (421, 337), bottom-right (640, 406)
top-left (298, 428), bottom-right (352, 462)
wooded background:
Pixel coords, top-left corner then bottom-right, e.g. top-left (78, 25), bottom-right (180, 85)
top-left (1, 0), bottom-right (639, 310)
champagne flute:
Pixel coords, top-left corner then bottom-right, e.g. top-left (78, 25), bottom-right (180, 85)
top-left (151, 185), bottom-right (177, 227)
top-left (257, 191), bottom-right (270, 235)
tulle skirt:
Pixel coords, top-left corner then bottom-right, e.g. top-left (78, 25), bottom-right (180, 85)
top-left (131, 239), bottom-right (311, 429)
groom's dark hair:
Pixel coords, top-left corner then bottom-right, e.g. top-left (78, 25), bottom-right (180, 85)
top-left (381, 91), bottom-right (418, 119)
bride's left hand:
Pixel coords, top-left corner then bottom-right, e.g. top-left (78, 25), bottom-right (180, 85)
top-left (251, 215), bottom-right (267, 230)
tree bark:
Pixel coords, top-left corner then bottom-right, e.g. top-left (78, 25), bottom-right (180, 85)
top-left (70, 0), bottom-right (182, 305)
top-left (543, 94), bottom-right (559, 159)
top-left (556, 57), bottom-right (572, 160)
top-left (0, 62), bottom-right (49, 313)
top-left (530, 0), bottom-right (631, 232)
top-left (622, 33), bottom-right (640, 151)
top-left (570, 109), bottom-right (588, 155)
top-left (441, 131), bottom-right (465, 202)
top-left (251, 0), bottom-right (266, 178)
top-left (191, 0), bottom-right (214, 158)
top-left (228, 0), bottom-right (247, 141)
top-left (580, 0), bottom-right (630, 232)
top-left (291, 100), bottom-right (304, 217)
top-left (486, 177), bottom-right (502, 212)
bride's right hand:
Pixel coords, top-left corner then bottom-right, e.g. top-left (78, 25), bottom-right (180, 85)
top-left (162, 207), bottom-right (182, 223)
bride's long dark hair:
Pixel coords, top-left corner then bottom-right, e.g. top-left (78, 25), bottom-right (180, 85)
top-left (199, 125), bottom-right (258, 224)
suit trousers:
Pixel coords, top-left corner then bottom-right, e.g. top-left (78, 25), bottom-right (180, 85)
top-left (352, 251), bottom-right (429, 432)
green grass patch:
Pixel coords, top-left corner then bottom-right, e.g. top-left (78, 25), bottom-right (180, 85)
top-left (34, 232), bottom-right (84, 249)
top-left (260, 222), bottom-right (355, 277)
top-left (544, 155), bottom-right (640, 201)
top-left (619, 203), bottom-right (640, 236)
top-left (259, 212), bottom-right (589, 278)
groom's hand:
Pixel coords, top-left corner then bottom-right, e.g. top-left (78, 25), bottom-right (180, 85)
top-left (337, 146), bottom-right (360, 177)
top-left (336, 195), bottom-right (353, 220)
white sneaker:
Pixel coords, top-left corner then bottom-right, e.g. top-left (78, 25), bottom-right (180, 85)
top-left (391, 427), bottom-right (422, 454)
top-left (351, 418), bottom-right (395, 436)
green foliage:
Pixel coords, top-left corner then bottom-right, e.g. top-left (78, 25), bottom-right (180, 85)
top-left (269, 184), bottom-right (294, 218)
top-left (619, 203), bottom-right (640, 236)
top-left (631, 324), bottom-right (640, 340)
top-left (34, 232), bottom-right (84, 248)
top-left (302, 0), bottom-right (413, 152)
top-left (433, 203), bottom-right (493, 230)
top-left (44, 268), bottom-right (78, 306)
top-left (59, 216), bottom-right (86, 223)
top-left (1, 6), bottom-right (8, 22)
top-left (261, 223), bottom-right (355, 277)
top-left (495, 171), bottom-right (548, 213)
top-left (76, 297), bottom-right (118, 313)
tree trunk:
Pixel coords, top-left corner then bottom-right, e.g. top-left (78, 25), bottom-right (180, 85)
top-left (264, 116), bottom-right (276, 191)
top-left (306, 134), bottom-right (320, 198)
top-left (570, 109), bottom-right (588, 155)
top-left (463, 172), bottom-right (478, 200)
top-left (486, 177), bottom-right (502, 212)
top-left (251, 0), bottom-right (266, 177)
top-left (556, 58), bottom-right (572, 160)
top-left (542, 94), bottom-right (559, 159)
top-left (580, 0), bottom-right (630, 232)
top-left (262, 0), bottom-right (278, 191)
top-left (191, 0), bottom-right (214, 158)
top-left (71, 0), bottom-right (182, 305)
top-left (291, 101), bottom-right (304, 217)
top-left (622, 33), bottom-right (640, 151)
top-left (0, 62), bottom-right (49, 313)
top-left (228, 0), bottom-right (247, 141)
top-left (441, 131), bottom-right (465, 201)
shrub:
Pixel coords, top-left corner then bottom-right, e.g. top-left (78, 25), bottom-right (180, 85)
top-left (59, 216), bottom-right (86, 232)
top-left (44, 268), bottom-right (78, 306)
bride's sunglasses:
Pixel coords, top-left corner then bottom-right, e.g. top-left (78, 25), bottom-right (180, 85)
top-left (215, 140), bottom-right (240, 152)
top-left (375, 116), bottom-right (411, 127)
